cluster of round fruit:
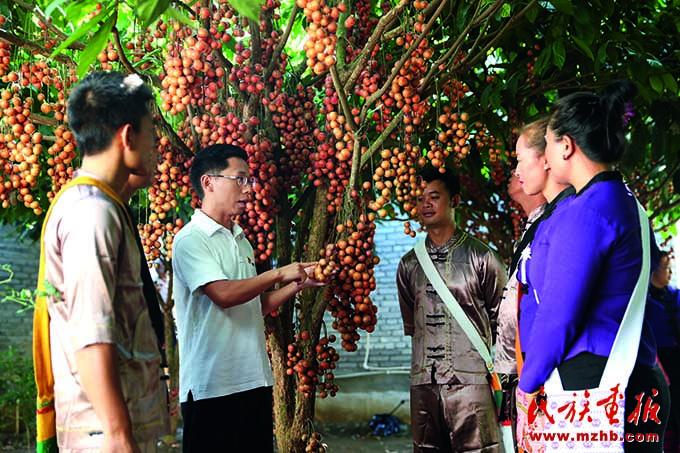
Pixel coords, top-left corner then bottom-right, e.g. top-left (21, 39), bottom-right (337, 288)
top-left (240, 136), bottom-right (279, 263)
top-left (266, 86), bottom-right (318, 191)
top-left (138, 218), bottom-right (184, 262)
top-left (0, 40), bottom-right (9, 77)
top-left (286, 332), bottom-right (339, 398)
top-left (301, 432), bottom-right (327, 452)
top-left (369, 145), bottom-right (425, 223)
top-left (319, 214), bottom-right (380, 352)
top-left (297, 0), bottom-right (344, 75)
top-left (309, 79), bottom-right (353, 215)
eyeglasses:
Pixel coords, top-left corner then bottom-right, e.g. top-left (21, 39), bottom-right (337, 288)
top-left (208, 174), bottom-right (256, 189)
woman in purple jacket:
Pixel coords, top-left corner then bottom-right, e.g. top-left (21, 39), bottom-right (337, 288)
top-left (517, 81), bottom-right (669, 453)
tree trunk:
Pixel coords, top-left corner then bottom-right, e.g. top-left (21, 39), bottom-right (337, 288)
top-left (163, 265), bottom-right (180, 436)
top-left (272, 182), bottom-right (331, 452)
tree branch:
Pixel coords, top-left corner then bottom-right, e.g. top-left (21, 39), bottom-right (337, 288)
top-left (10, 0), bottom-right (77, 45)
top-left (651, 197), bottom-right (680, 221)
top-left (112, 25), bottom-right (137, 75)
top-left (149, 102), bottom-right (194, 159)
top-left (363, 0), bottom-right (446, 114)
top-left (459, 0), bottom-right (540, 73)
top-left (330, 64), bottom-right (358, 132)
top-left (470, 0), bottom-right (505, 27)
top-left (0, 30), bottom-right (77, 67)
top-left (30, 113), bottom-right (59, 128)
top-left (265, 4), bottom-right (299, 80)
top-left (652, 159), bottom-right (680, 194)
top-left (342, 0), bottom-right (409, 94)
top-left (360, 109), bottom-right (405, 167)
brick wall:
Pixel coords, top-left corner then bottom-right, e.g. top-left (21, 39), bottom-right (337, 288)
top-left (0, 224), bottom-right (40, 355)
top-left (328, 220), bottom-right (423, 377)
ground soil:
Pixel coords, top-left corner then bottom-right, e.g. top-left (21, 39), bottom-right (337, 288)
top-left (312, 422), bottom-right (412, 453)
top-left (1, 423), bottom-right (413, 452)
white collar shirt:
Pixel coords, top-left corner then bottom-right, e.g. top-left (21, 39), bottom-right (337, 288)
top-left (172, 209), bottom-right (273, 402)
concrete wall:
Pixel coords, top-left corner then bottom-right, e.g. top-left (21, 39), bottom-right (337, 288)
top-left (0, 224), bottom-right (39, 356)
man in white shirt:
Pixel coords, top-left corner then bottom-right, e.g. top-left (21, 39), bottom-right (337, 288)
top-left (172, 143), bottom-right (322, 452)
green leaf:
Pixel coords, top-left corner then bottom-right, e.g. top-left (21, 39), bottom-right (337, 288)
top-left (649, 74), bottom-right (664, 93)
top-left (135, 0), bottom-right (171, 28)
top-left (549, 0), bottom-right (574, 15)
top-left (164, 6), bottom-right (193, 27)
top-left (662, 72), bottom-right (678, 93)
top-left (527, 4), bottom-right (539, 23)
top-left (506, 71), bottom-right (520, 98)
top-left (551, 39), bottom-right (566, 69)
top-left (575, 21), bottom-right (596, 45)
top-left (628, 57), bottom-right (649, 84)
top-left (500, 3), bottom-right (512, 18)
top-left (647, 58), bottom-right (663, 69)
top-left (481, 82), bottom-right (493, 108)
top-left (48, 11), bottom-right (102, 58)
top-left (533, 46), bottom-right (552, 76)
top-left (623, 125), bottom-right (650, 170)
top-left (45, 0), bottom-right (71, 20)
top-left (76, 12), bottom-right (116, 78)
top-left (600, 0), bottom-right (615, 16)
top-left (595, 41), bottom-right (608, 71)
top-left (571, 35), bottom-right (594, 60)
top-left (230, 0), bottom-right (265, 21)
top-left (64, 0), bottom-right (102, 25)
top-left (458, 2), bottom-right (473, 31)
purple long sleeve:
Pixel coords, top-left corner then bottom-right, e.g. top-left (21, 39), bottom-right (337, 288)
top-left (518, 173), bottom-right (657, 393)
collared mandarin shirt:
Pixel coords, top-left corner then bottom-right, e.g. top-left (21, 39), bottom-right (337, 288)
top-left (397, 232), bottom-right (507, 386)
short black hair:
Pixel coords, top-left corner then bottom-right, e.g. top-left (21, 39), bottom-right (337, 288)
top-left (418, 165), bottom-right (461, 198)
top-left (548, 80), bottom-right (637, 164)
top-left (189, 144), bottom-right (249, 200)
top-left (67, 71), bottom-right (154, 157)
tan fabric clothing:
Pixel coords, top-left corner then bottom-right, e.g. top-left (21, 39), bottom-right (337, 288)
top-left (43, 175), bottom-right (168, 449)
top-left (397, 232), bottom-right (507, 386)
top-left (411, 383), bottom-right (502, 452)
top-left (398, 231), bottom-right (506, 452)
top-left (494, 204), bottom-right (546, 375)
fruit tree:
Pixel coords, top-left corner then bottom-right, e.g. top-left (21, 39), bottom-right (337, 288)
top-left (0, 0), bottom-right (678, 451)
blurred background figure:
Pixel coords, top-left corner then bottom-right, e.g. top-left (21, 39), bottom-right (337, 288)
top-left (647, 250), bottom-right (680, 453)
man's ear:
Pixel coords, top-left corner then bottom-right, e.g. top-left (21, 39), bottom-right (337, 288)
top-left (119, 124), bottom-right (133, 150)
top-left (451, 194), bottom-right (461, 209)
top-left (200, 174), bottom-right (213, 194)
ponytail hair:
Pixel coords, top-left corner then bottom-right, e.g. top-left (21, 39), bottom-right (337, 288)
top-left (547, 81), bottom-right (637, 163)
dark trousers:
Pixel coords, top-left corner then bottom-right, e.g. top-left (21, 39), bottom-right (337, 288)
top-left (180, 386), bottom-right (274, 453)
top-left (559, 353), bottom-right (670, 453)
top-left (658, 347), bottom-right (680, 430)
top-left (658, 347), bottom-right (680, 452)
